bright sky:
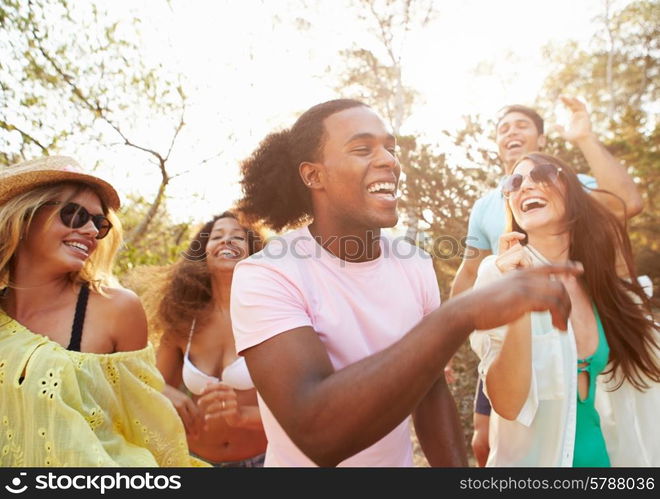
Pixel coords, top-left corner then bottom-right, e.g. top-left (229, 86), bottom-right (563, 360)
top-left (81, 0), bottom-right (611, 226)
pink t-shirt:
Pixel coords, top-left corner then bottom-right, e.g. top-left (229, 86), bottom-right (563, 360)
top-left (231, 226), bottom-right (441, 467)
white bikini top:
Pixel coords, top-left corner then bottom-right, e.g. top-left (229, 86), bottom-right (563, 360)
top-left (181, 318), bottom-right (255, 395)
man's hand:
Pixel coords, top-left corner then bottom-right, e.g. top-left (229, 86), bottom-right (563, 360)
top-left (469, 263), bottom-right (583, 332)
top-left (552, 95), bottom-right (595, 144)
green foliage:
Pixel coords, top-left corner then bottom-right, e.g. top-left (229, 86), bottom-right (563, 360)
top-left (114, 195), bottom-right (192, 278)
top-left (538, 0), bottom-right (659, 290)
top-left (0, 0), bottom-right (141, 163)
top-left (0, 0), bottom-right (184, 162)
top-left (0, 0), bottom-right (170, 162)
top-left (335, 0), bottom-right (435, 133)
top-left (403, 0), bottom-right (659, 292)
top-left (393, 112), bottom-right (504, 296)
top-left (539, 0), bottom-right (658, 132)
top-left (336, 47), bottom-right (418, 133)
top-left (1, 0), bottom-right (188, 259)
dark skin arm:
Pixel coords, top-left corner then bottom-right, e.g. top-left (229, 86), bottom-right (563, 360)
top-left (413, 377), bottom-right (468, 466)
top-left (244, 264), bottom-right (580, 467)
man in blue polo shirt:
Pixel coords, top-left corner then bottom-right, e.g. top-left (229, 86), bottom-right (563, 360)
top-left (449, 95), bottom-right (643, 467)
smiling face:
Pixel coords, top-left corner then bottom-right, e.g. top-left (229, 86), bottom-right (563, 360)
top-left (17, 187), bottom-right (103, 274)
top-left (508, 159), bottom-right (568, 236)
top-left (496, 111), bottom-right (546, 173)
top-left (315, 106), bottom-right (401, 232)
top-left (204, 217), bottom-right (249, 273)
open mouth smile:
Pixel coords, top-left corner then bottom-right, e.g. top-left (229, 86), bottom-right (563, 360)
top-left (520, 197), bottom-right (548, 213)
top-left (63, 240), bottom-right (91, 257)
top-left (214, 247), bottom-right (242, 259)
top-left (366, 181), bottom-right (397, 200)
top-left (506, 140), bottom-right (523, 150)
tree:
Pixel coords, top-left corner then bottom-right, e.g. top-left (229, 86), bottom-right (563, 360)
top-left (0, 0), bottom-right (186, 246)
top-left (399, 114), bottom-right (501, 292)
top-left (336, 0), bottom-right (434, 134)
top-left (539, 0), bottom-right (658, 133)
top-left (114, 194), bottom-right (192, 277)
top-left (538, 0), bottom-right (659, 291)
top-left (330, 0), bottom-right (438, 242)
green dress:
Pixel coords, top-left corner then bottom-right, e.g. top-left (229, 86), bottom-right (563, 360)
top-left (572, 305), bottom-right (611, 467)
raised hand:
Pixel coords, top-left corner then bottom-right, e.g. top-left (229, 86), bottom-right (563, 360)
top-left (496, 232), bottom-right (531, 273)
top-left (552, 95), bottom-right (594, 144)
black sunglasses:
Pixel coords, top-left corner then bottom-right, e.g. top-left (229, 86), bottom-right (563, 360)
top-left (43, 201), bottom-right (113, 240)
top-left (502, 163), bottom-right (563, 198)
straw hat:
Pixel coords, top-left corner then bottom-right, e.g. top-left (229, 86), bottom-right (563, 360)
top-left (0, 156), bottom-right (120, 210)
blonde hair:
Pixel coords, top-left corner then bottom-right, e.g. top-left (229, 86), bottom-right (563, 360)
top-left (0, 182), bottom-right (122, 294)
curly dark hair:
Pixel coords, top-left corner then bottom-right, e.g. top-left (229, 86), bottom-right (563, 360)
top-left (150, 211), bottom-right (264, 339)
top-left (506, 153), bottom-right (659, 391)
top-left (238, 98), bottom-right (368, 231)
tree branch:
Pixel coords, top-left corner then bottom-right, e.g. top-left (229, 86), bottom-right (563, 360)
top-left (124, 171), bottom-right (169, 247)
top-left (165, 101), bottom-right (185, 162)
top-left (31, 26), bottom-right (170, 167)
top-left (26, 17), bottom-right (190, 249)
top-left (367, 1), bottom-right (398, 66)
top-left (0, 119), bottom-right (50, 155)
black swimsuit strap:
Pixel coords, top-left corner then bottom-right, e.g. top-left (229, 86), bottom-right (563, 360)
top-left (67, 282), bottom-right (90, 352)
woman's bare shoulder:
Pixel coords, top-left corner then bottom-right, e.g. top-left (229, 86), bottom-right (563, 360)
top-left (91, 286), bottom-right (149, 351)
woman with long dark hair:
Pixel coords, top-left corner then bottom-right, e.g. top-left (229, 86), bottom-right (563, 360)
top-left (149, 211), bottom-right (267, 467)
top-left (471, 152), bottom-right (659, 466)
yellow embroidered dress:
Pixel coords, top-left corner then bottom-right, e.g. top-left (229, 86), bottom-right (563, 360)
top-left (0, 309), bottom-right (206, 467)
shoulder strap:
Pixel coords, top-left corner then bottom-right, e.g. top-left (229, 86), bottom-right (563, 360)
top-left (184, 318), bottom-right (196, 356)
top-left (67, 282), bottom-right (90, 352)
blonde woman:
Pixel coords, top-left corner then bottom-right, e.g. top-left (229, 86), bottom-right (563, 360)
top-left (0, 156), bottom-right (204, 466)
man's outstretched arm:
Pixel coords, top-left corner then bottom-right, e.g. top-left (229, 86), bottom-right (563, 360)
top-left (241, 264), bottom-right (581, 467)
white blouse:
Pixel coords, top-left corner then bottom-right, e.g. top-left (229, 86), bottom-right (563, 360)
top-left (470, 249), bottom-right (660, 467)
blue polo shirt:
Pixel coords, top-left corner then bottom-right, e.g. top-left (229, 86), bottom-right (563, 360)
top-left (466, 174), bottom-right (597, 253)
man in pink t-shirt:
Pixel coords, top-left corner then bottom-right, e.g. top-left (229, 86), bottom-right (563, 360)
top-left (232, 226), bottom-right (440, 466)
top-left (227, 99), bottom-right (582, 467)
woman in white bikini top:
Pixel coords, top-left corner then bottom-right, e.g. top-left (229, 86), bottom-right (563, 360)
top-left (150, 211), bottom-right (267, 466)
top-left (182, 318), bottom-right (254, 393)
